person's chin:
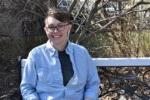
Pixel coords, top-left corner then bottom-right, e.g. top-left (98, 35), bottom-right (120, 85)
top-left (52, 39), bottom-right (62, 45)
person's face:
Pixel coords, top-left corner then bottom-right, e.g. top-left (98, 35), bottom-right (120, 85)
top-left (44, 16), bottom-right (72, 46)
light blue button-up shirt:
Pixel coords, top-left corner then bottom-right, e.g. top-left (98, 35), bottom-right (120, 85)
top-left (20, 41), bottom-right (100, 100)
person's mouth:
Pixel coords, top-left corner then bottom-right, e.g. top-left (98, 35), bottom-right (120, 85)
top-left (51, 35), bottom-right (62, 38)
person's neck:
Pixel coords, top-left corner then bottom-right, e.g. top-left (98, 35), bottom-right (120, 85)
top-left (51, 41), bottom-right (68, 51)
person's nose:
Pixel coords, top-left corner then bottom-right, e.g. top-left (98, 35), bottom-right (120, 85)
top-left (53, 27), bottom-right (59, 32)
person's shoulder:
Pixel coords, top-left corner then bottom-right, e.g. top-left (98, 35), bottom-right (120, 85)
top-left (70, 42), bottom-right (92, 59)
top-left (70, 42), bottom-right (88, 53)
top-left (29, 43), bottom-right (46, 55)
top-left (34, 43), bottom-right (47, 50)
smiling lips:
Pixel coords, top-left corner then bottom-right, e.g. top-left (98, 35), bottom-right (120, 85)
top-left (51, 34), bottom-right (62, 38)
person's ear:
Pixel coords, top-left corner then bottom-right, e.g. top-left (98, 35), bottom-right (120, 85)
top-left (68, 24), bottom-right (74, 34)
top-left (44, 27), bottom-right (47, 33)
top-left (68, 24), bottom-right (72, 30)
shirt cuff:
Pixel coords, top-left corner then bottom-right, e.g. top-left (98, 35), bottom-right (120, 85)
top-left (24, 93), bottom-right (39, 100)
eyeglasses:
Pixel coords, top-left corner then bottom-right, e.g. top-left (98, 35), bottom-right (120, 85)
top-left (46, 23), bottom-right (70, 32)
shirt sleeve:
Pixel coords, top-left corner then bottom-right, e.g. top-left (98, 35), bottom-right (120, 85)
top-left (84, 50), bottom-right (100, 100)
top-left (20, 50), bottom-right (39, 100)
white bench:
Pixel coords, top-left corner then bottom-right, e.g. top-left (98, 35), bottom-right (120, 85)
top-left (21, 57), bottom-right (150, 68)
top-left (19, 57), bottom-right (150, 98)
top-left (19, 57), bottom-right (150, 75)
top-left (92, 57), bottom-right (150, 67)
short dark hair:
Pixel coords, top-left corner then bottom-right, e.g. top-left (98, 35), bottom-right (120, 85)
top-left (45, 8), bottom-right (73, 23)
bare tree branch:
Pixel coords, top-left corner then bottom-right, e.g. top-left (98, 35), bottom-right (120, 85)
top-left (47, 0), bottom-right (57, 8)
top-left (68, 0), bottom-right (77, 13)
top-left (86, 0), bottom-right (102, 23)
top-left (29, 0), bottom-right (46, 15)
top-left (74, 0), bottom-right (88, 20)
top-left (97, 0), bottom-right (150, 31)
top-left (126, 0), bottom-right (150, 12)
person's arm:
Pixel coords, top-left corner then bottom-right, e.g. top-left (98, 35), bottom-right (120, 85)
top-left (20, 51), bottom-right (39, 100)
top-left (84, 50), bottom-right (100, 100)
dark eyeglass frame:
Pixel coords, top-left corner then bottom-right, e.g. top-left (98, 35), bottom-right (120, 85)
top-left (46, 23), bottom-right (70, 32)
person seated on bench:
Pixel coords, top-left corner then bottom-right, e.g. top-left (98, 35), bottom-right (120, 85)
top-left (20, 8), bottom-right (100, 100)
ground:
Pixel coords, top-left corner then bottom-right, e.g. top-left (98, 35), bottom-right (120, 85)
top-left (0, 58), bottom-right (21, 100)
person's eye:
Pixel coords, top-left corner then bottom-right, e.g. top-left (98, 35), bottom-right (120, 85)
top-left (57, 25), bottom-right (64, 28)
top-left (48, 26), bottom-right (55, 29)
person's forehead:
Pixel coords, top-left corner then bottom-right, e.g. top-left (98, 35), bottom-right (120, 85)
top-left (45, 16), bottom-right (62, 25)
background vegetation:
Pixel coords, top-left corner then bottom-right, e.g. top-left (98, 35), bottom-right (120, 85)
top-left (0, 0), bottom-right (149, 99)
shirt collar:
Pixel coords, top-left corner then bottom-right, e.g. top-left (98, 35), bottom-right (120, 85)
top-left (66, 41), bottom-right (73, 54)
top-left (46, 40), bottom-right (73, 56)
top-left (46, 40), bottom-right (56, 56)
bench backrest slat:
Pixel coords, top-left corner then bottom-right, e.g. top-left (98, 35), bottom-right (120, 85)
top-left (21, 57), bottom-right (150, 69)
top-left (93, 57), bottom-right (150, 67)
